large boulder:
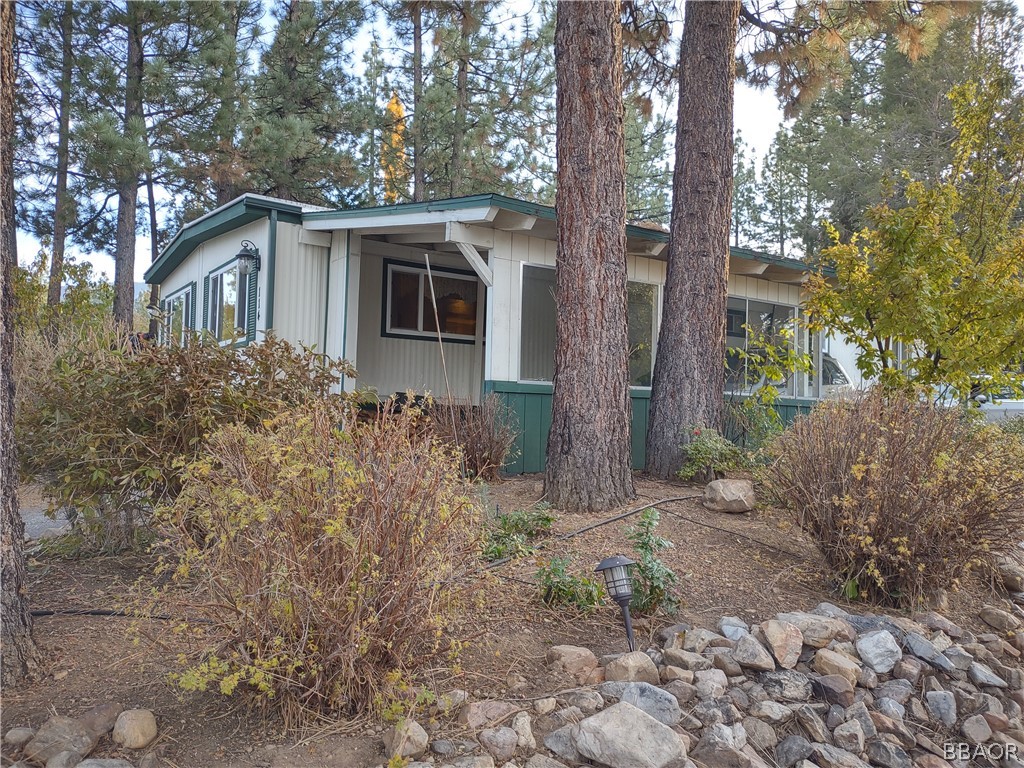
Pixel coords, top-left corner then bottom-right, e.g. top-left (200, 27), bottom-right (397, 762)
top-left (572, 702), bottom-right (687, 768)
top-left (111, 710), bottom-right (157, 750)
top-left (703, 479), bottom-right (755, 513)
top-left (23, 717), bottom-right (98, 764)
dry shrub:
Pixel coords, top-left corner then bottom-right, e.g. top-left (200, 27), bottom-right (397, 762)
top-left (18, 332), bottom-right (351, 551)
top-left (430, 394), bottom-right (517, 480)
top-left (158, 401), bottom-right (481, 722)
top-left (766, 390), bottom-right (1024, 606)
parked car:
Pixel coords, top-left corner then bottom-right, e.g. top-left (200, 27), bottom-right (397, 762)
top-left (970, 383), bottom-right (1024, 422)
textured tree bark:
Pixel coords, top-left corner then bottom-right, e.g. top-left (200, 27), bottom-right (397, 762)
top-left (646, 0), bottom-right (739, 480)
top-left (46, 3), bottom-right (74, 317)
top-left (1, 0), bottom-right (40, 688)
top-left (544, 0), bottom-right (635, 513)
top-left (411, 2), bottom-right (425, 202)
top-left (112, 5), bottom-right (144, 326)
top-left (450, 4), bottom-right (470, 198)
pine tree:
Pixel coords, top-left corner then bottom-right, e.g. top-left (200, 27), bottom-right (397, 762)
top-left (381, 91), bottom-right (409, 204)
top-left (732, 131), bottom-right (761, 247)
top-left (624, 96), bottom-right (671, 224)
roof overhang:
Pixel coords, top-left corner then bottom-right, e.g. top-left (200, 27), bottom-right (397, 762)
top-left (144, 194), bottom-right (305, 285)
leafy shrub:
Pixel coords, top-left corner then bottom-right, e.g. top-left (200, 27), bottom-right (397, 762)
top-left (481, 504), bottom-right (554, 562)
top-left (724, 397), bottom-right (785, 456)
top-left (766, 391), bottom-right (1024, 606)
top-left (430, 394), bottom-right (518, 480)
top-left (18, 332), bottom-right (351, 551)
top-left (1000, 415), bottom-right (1024, 438)
top-left (677, 426), bottom-right (745, 481)
top-left (536, 558), bottom-right (605, 612)
top-left (626, 509), bottom-right (680, 615)
top-left (157, 401), bottom-right (480, 722)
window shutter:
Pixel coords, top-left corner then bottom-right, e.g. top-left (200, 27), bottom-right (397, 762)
top-left (189, 282), bottom-right (197, 330)
top-left (246, 271), bottom-right (258, 343)
top-left (202, 275), bottom-right (211, 330)
top-left (160, 299), bottom-right (168, 344)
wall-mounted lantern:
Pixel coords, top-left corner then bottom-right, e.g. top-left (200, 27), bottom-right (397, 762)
top-left (236, 240), bottom-right (261, 276)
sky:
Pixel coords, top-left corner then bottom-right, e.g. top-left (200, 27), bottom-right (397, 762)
top-left (15, 2), bottom-right (788, 287)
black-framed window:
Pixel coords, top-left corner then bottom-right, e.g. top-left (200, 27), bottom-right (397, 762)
top-left (384, 261), bottom-right (478, 341)
top-left (162, 284), bottom-right (195, 345)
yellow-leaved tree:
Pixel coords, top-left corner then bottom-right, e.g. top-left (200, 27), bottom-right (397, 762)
top-left (381, 91), bottom-right (408, 204)
top-left (806, 74), bottom-right (1024, 400)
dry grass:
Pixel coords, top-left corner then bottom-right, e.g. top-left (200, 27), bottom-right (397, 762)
top-left (431, 394), bottom-right (518, 481)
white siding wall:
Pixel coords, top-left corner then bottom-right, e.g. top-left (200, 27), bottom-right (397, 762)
top-left (157, 219), bottom-right (271, 335)
top-left (353, 240), bottom-right (484, 403)
top-left (272, 222), bottom-right (331, 350)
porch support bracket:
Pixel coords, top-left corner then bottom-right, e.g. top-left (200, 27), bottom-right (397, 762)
top-left (445, 221), bottom-right (493, 287)
top-left (453, 240), bottom-right (493, 287)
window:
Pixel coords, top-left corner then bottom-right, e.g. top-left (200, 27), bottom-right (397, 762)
top-left (518, 264), bottom-right (657, 386)
top-left (724, 297), bottom-right (798, 395)
top-left (209, 263), bottom-right (248, 343)
top-left (385, 262), bottom-right (478, 341)
top-left (163, 285), bottom-right (194, 345)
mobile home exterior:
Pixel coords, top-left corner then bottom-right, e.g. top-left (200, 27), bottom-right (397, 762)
top-left (146, 193), bottom-right (842, 473)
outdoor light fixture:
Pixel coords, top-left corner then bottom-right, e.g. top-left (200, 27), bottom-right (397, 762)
top-left (236, 240), bottom-right (261, 276)
top-left (595, 554), bottom-right (637, 652)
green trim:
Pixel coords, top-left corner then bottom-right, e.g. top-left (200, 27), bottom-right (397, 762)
top-left (202, 275), bottom-right (210, 330)
top-left (322, 245), bottom-right (331, 352)
top-left (266, 210), bottom-right (278, 330)
top-left (144, 195), bottom-right (302, 285)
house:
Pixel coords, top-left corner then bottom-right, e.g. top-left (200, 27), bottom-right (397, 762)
top-left (145, 192), bottom-right (847, 474)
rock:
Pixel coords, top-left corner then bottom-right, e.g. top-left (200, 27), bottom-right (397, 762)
top-left (661, 665), bottom-right (694, 684)
top-left (619, 682), bottom-right (683, 725)
top-left (762, 670), bottom-right (813, 701)
top-left (384, 719), bottom-right (429, 760)
top-left (742, 717), bottom-right (778, 752)
top-left (542, 726), bottom-right (582, 764)
top-left (534, 698), bottom-right (556, 716)
top-left (913, 611), bottom-right (964, 638)
top-left (795, 705), bottom-right (831, 743)
top-left (524, 755), bottom-right (569, 768)
top-left (4, 728), bottom-right (35, 750)
top-left (694, 698), bottom-right (743, 727)
top-left (868, 712), bottom-right (915, 750)
top-left (856, 631), bottom-right (903, 674)
top-left (550, 706), bottom-right (584, 727)
top-left (24, 717), bottom-right (98, 764)
top-left (776, 612), bottom-right (848, 648)
top-left (76, 703), bottom-right (123, 739)
top-left (961, 714), bottom-right (993, 744)
top-left (565, 690), bottom-right (603, 714)
top-left (75, 762), bottom-right (135, 768)
top-left (812, 675), bottom-right (855, 708)
top-left (695, 669), bottom-right (730, 699)
top-left (443, 758), bottom-right (495, 768)
top-left (982, 711), bottom-right (1009, 732)
top-left (704, 479), bottom-right (755, 513)
top-left (775, 735), bottom-right (814, 767)
top-left (833, 720), bottom-right (865, 754)
top-left (111, 710), bottom-right (158, 750)
top-left (876, 698), bottom-right (905, 722)
top-left (546, 646), bottom-right (598, 682)
top-left (479, 727), bottom-right (518, 763)
top-left (749, 700), bottom-right (793, 725)
top-left (980, 606), bottom-right (1021, 633)
top-left (605, 651), bottom-right (660, 684)
top-left (511, 713), bottom-right (535, 751)
top-left (864, 741), bottom-right (911, 768)
top-left (663, 648), bottom-right (713, 671)
top-left (691, 723), bottom-right (751, 768)
top-left (761, 621), bottom-right (804, 670)
top-left (812, 649), bottom-right (861, 687)
top-left (659, 622), bottom-right (692, 647)
top-left (45, 752), bottom-right (83, 768)
top-left (892, 657), bottom-right (924, 686)
top-left (874, 679), bottom-right (914, 706)
top-left (573, 702), bottom-right (687, 768)
top-left (459, 701), bottom-right (520, 729)
top-left (903, 634), bottom-right (955, 674)
top-left (436, 689), bottom-right (470, 715)
top-left (998, 558), bottom-right (1024, 592)
top-left (845, 702), bottom-right (878, 740)
top-left (813, 743), bottom-right (870, 768)
top-left (734, 635), bottom-right (776, 672)
top-left (685, 628), bottom-right (725, 653)
top-left (924, 691), bottom-right (957, 728)
top-left (710, 650), bottom-right (743, 677)
top-left (720, 616), bottom-right (750, 641)
top-left (968, 661), bottom-right (1008, 688)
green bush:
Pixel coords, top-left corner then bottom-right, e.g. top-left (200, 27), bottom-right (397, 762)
top-left (536, 558), bottom-right (605, 612)
top-left (17, 331), bottom-right (351, 551)
top-left (766, 391), bottom-right (1024, 606)
top-left (626, 509), bottom-right (680, 615)
top-left (157, 401), bottom-right (481, 722)
top-left (1000, 414), bottom-right (1024, 438)
top-left (677, 426), bottom-right (745, 481)
top-left (481, 503), bottom-right (554, 562)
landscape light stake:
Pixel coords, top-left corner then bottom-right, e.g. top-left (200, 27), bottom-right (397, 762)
top-left (596, 555), bottom-right (637, 652)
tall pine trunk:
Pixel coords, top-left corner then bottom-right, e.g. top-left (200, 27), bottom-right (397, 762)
top-left (411, 2), bottom-right (425, 201)
top-left (1, 0), bottom-right (40, 688)
top-left (112, 7), bottom-right (143, 326)
top-left (450, 4), bottom-right (470, 197)
top-left (544, 0), bottom-right (634, 512)
top-left (646, 0), bottom-right (739, 480)
top-left (46, 3), bottom-right (74, 317)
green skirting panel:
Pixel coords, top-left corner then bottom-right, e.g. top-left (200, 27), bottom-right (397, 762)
top-left (485, 380), bottom-right (816, 476)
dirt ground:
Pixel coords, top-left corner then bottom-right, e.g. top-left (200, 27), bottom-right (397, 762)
top-left (1, 475), bottom-right (1003, 768)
